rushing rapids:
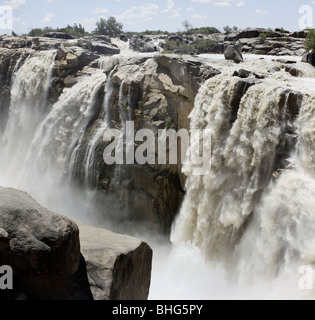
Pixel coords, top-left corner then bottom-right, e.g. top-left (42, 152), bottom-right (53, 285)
top-left (1, 46), bottom-right (315, 299)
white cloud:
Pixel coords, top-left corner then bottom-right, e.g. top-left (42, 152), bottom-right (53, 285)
top-left (4, 0), bottom-right (26, 10)
top-left (186, 7), bottom-right (196, 12)
top-left (162, 0), bottom-right (181, 18)
top-left (41, 12), bottom-right (54, 23)
top-left (192, 14), bottom-right (208, 19)
top-left (213, 2), bottom-right (232, 6)
top-left (256, 9), bottom-right (268, 15)
top-left (192, 0), bottom-right (245, 7)
top-left (94, 8), bottom-right (109, 14)
top-left (117, 3), bottom-right (159, 22)
top-left (236, 1), bottom-right (245, 6)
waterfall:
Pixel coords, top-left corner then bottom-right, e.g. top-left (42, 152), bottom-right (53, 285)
top-left (82, 71), bottom-right (117, 187)
top-left (0, 50), bottom-right (56, 186)
top-left (0, 52), bottom-right (108, 224)
top-left (234, 93), bottom-right (315, 283)
top-left (2, 46), bottom-right (315, 299)
top-left (30, 69), bottom-right (106, 181)
top-left (171, 69), bottom-right (315, 296)
top-left (173, 76), bottom-right (289, 256)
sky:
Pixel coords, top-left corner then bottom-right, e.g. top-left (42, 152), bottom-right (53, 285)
top-left (1, 0), bottom-right (315, 35)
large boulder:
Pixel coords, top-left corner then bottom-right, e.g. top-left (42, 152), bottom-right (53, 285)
top-left (129, 35), bottom-right (158, 53)
top-left (91, 42), bottom-right (120, 55)
top-left (120, 34), bottom-right (128, 42)
top-left (79, 224), bottom-right (153, 300)
top-left (224, 45), bottom-right (243, 63)
top-left (302, 52), bottom-right (315, 66)
top-left (290, 30), bottom-right (308, 38)
top-left (0, 187), bottom-right (90, 300)
top-left (44, 32), bottom-right (75, 40)
top-left (0, 187), bottom-right (154, 300)
top-left (144, 42), bottom-right (158, 53)
top-left (167, 35), bottom-right (183, 43)
top-left (89, 35), bottom-right (111, 44)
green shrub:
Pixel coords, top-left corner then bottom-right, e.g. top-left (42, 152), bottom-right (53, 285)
top-left (191, 27), bottom-right (221, 35)
top-left (137, 100), bottom-right (144, 112)
top-left (259, 32), bottom-right (268, 43)
top-left (28, 24), bottom-right (88, 38)
top-left (165, 116), bottom-right (175, 130)
top-left (164, 38), bottom-right (219, 54)
top-left (305, 29), bottom-right (315, 53)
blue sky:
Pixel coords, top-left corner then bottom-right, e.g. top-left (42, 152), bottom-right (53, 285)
top-left (2, 0), bottom-right (315, 34)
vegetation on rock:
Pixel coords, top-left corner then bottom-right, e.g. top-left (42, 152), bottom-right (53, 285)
top-left (305, 28), bottom-right (315, 53)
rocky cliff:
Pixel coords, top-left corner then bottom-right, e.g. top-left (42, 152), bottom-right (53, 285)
top-left (71, 54), bottom-right (221, 234)
top-left (0, 187), bottom-right (152, 300)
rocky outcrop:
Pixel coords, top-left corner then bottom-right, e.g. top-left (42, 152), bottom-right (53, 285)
top-left (149, 28), bottom-right (307, 57)
top-left (91, 42), bottom-right (120, 55)
top-left (224, 45), bottom-right (243, 63)
top-left (79, 224), bottom-right (152, 300)
top-left (44, 32), bottom-right (75, 40)
top-left (302, 51), bottom-right (315, 66)
top-left (120, 34), bottom-right (128, 42)
top-left (129, 35), bottom-right (158, 53)
top-left (0, 187), bottom-right (153, 300)
top-left (0, 187), bottom-right (87, 300)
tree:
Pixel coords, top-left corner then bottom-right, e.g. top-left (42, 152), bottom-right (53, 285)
top-left (60, 23), bottom-right (87, 37)
top-left (223, 25), bottom-right (239, 35)
top-left (182, 20), bottom-right (193, 34)
top-left (223, 26), bottom-right (233, 35)
top-left (192, 26), bottom-right (220, 34)
top-left (28, 28), bottom-right (44, 37)
top-left (94, 17), bottom-right (123, 37)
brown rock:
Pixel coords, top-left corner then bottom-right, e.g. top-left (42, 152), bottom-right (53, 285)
top-left (0, 187), bottom-right (90, 300)
top-left (79, 224), bottom-right (153, 300)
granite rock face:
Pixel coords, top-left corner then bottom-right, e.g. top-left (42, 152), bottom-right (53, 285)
top-left (0, 187), bottom-right (86, 300)
top-left (0, 188), bottom-right (153, 300)
top-left (71, 54), bottom-right (221, 234)
top-left (79, 224), bottom-right (153, 300)
top-left (224, 45), bottom-right (244, 63)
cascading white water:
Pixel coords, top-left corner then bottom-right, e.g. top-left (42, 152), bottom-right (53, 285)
top-left (232, 93), bottom-right (315, 288)
top-left (82, 69), bottom-right (117, 186)
top-left (168, 63), bottom-right (315, 299)
top-left (30, 70), bottom-right (106, 180)
top-left (173, 76), bottom-right (291, 252)
top-left (0, 50), bottom-right (56, 186)
top-left (0, 52), bottom-right (110, 224)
